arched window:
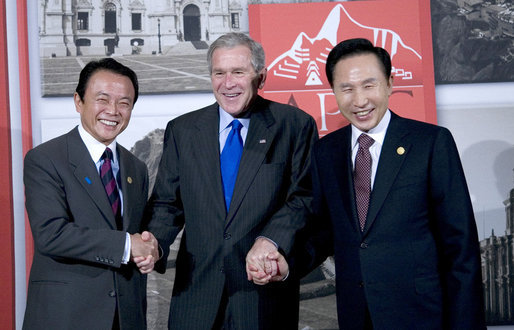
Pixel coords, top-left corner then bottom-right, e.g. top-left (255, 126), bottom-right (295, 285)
top-left (105, 3), bottom-right (116, 33)
top-left (183, 4), bottom-right (201, 41)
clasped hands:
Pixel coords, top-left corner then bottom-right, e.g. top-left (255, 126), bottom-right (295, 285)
top-left (245, 237), bottom-right (289, 285)
top-left (130, 231), bottom-right (159, 274)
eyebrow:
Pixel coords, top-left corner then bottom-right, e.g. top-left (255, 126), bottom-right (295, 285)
top-left (361, 78), bottom-right (378, 85)
top-left (94, 92), bottom-right (133, 102)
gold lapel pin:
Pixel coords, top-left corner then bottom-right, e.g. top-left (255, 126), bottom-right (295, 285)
top-left (127, 177), bottom-right (133, 184)
top-left (397, 147), bottom-right (405, 155)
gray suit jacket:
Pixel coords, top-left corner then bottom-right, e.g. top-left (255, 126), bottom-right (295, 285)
top-left (23, 127), bottom-right (149, 330)
top-left (147, 97), bottom-right (318, 329)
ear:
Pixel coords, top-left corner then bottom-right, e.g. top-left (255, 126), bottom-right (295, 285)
top-left (74, 93), bottom-right (83, 114)
top-left (257, 67), bottom-right (267, 90)
top-left (387, 74), bottom-right (394, 96)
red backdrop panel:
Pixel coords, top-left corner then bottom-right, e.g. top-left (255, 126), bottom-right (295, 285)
top-left (249, 0), bottom-right (436, 136)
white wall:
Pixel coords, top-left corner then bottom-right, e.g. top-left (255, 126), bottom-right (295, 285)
top-left (436, 83), bottom-right (514, 240)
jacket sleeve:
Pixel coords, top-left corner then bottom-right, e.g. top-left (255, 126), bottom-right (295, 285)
top-left (259, 115), bottom-right (319, 256)
top-left (428, 127), bottom-right (485, 329)
top-left (144, 121), bottom-right (185, 274)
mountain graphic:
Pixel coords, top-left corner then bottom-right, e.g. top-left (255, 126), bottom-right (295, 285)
top-left (265, 3), bottom-right (423, 91)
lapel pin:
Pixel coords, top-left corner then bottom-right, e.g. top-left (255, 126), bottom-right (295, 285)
top-left (85, 177), bottom-right (91, 184)
top-left (259, 139), bottom-right (266, 144)
top-left (127, 177), bottom-right (133, 184)
top-left (397, 147), bottom-right (405, 155)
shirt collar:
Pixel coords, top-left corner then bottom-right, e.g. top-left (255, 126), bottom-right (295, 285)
top-left (218, 106), bottom-right (250, 133)
top-left (78, 125), bottom-right (118, 164)
top-left (351, 109), bottom-right (391, 149)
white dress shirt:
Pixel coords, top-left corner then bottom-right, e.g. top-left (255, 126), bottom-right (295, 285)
top-left (78, 125), bottom-right (131, 264)
top-left (218, 107), bottom-right (250, 152)
top-left (351, 109), bottom-right (391, 189)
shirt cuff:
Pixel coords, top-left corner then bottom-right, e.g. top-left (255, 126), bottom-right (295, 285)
top-left (122, 232), bottom-right (131, 264)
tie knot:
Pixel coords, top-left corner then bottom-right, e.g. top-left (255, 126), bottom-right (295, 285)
top-left (231, 120), bottom-right (243, 132)
top-left (358, 134), bottom-right (375, 150)
top-left (102, 147), bottom-right (114, 161)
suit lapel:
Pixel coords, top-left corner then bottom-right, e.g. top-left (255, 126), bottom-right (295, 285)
top-left (118, 146), bottom-right (136, 231)
top-left (226, 98), bottom-right (274, 226)
top-left (363, 113), bottom-right (409, 235)
top-left (194, 104), bottom-right (227, 218)
top-left (67, 128), bottom-right (117, 229)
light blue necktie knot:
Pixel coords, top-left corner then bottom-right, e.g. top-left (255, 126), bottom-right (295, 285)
top-left (220, 120), bottom-right (244, 211)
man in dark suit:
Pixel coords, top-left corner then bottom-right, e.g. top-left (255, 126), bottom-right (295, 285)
top-left (23, 58), bottom-right (158, 330)
top-left (291, 38), bottom-right (485, 329)
top-left (146, 32), bottom-right (318, 329)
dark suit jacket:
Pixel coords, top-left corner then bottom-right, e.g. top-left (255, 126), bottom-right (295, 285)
top-left (23, 127), bottom-right (149, 330)
top-left (305, 112), bottom-right (485, 329)
top-left (146, 97), bottom-right (318, 329)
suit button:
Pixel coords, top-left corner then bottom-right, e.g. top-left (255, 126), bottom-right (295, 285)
top-left (223, 233), bottom-right (231, 240)
top-left (360, 242), bottom-right (368, 249)
top-left (359, 281), bottom-right (364, 288)
top-left (108, 290), bottom-right (116, 297)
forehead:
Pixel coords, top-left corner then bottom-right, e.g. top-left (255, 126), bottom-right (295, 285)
top-left (334, 53), bottom-right (385, 80)
top-left (338, 53), bottom-right (381, 70)
top-left (212, 45), bottom-right (252, 64)
top-left (86, 70), bottom-right (134, 95)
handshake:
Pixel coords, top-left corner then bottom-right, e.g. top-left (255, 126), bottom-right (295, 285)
top-left (130, 231), bottom-right (159, 274)
top-left (127, 234), bottom-right (289, 281)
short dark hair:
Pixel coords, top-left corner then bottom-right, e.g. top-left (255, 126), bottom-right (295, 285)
top-left (207, 32), bottom-right (265, 74)
top-left (75, 58), bottom-right (139, 104)
top-left (325, 38), bottom-right (391, 87)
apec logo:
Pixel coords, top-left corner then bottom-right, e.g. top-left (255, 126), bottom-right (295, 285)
top-left (264, 3), bottom-right (423, 91)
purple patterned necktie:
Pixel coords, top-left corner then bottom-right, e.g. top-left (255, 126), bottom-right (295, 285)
top-left (100, 147), bottom-right (122, 230)
top-left (354, 134), bottom-right (375, 231)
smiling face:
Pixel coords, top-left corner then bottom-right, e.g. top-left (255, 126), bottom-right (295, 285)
top-left (332, 53), bottom-right (393, 132)
top-left (210, 45), bottom-right (267, 117)
top-left (74, 70), bottom-right (135, 145)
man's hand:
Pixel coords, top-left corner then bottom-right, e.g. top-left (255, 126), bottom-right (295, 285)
top-left (247, 250), bottom-right (289, 285)
top-left (130, 231), bottom-right (158, 274)
top-left (245, 237), bottom-right (289, 285)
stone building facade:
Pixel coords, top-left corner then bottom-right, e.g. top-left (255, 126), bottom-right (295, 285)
top-left (481, 186), bottom-right (514, 324)
top-left (38, 0), bottom-right (248, 57)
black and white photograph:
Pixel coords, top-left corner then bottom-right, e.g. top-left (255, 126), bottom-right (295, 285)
top-left (38, 0), bottom-right (358, 96)
top-left (431, 0), bottom-right (514, 84)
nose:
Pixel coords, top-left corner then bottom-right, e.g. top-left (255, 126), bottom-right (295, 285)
top-left (353, 89), bottom-right (368, 108)
top-left (105, 101), bottom-right (119, 115)
top-left (223, 73), bottom-right (236, 88)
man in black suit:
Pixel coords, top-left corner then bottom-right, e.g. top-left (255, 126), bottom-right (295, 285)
top-left (270, 38), bottom-right (485, 329)
top-left (23, 58), bottom-right (158, 330)
top-left (146, 32), bottom-right (318, 329)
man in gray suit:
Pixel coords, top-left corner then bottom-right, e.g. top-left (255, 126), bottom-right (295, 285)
top-left (146, 32), bottom-right (318, 329)
top-left (23, 58), bottom-right (158, 330)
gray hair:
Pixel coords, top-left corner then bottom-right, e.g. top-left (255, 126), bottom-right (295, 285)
top-left (207, 32), bottom-right (266, 73)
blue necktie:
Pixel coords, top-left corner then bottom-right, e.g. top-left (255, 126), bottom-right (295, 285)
top-left (220, 120), bottom-right (243, 211)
